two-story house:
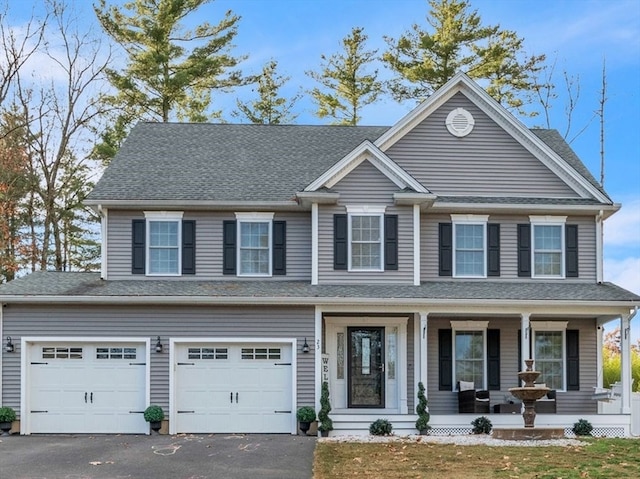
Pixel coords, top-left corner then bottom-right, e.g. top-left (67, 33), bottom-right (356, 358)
top-left (1, 73), bottom-right (638, 437)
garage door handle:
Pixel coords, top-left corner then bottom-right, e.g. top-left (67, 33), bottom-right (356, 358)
top-left (274, 362), bottom-right (291, 366)
top-left (274, 410), bottom-right (291, 414)
top-left (130, 411), bottom-right (145, 414)
top-left (230, 392), bottom-right (233, 403)
top-left (90, 392), bottom-right (93, 403)
top-left (31, 410), bottom-right (48, 413)
top-left (236, 392), bottom-right (239, 403)
top-left (177, 411), bottom-right (195, 414)
top-left (177, 362), bottom-right (195, 366)
top-left (85, 392), bottom-right (87, 403)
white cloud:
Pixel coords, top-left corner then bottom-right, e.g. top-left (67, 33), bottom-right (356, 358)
top-left (604, 197), bottom-right (640, 248)
top-left (604, 257), bottom-right (640, 295)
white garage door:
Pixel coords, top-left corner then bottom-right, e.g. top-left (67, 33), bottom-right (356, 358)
top-left (175, 343), bottom-right (293, 433)
top-left (27, 341), bottom-right (147, 434)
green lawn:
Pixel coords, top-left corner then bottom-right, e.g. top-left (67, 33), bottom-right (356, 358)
top-left (313, 438), bottom-right (640, 479)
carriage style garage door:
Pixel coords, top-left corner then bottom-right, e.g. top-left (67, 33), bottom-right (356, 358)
top-left (174, 342), bottom-right (293, 433)
top-left (26, 341), bottom-right (147, 434)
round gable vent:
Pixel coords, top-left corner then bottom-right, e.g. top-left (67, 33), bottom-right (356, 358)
top-left (445, 108), bottom-right (475, 137)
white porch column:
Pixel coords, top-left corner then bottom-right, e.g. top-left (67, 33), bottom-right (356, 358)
top-left (596, 320), bottom-right (607, 389)
top-left (621, 313), bottom-right (632, 414)
top-left (419, 312), bottom-right (428, 388)
top-left (311, 203), bottom-right (319, 285)
top-left (413, 205), bottom-right (421, 286)
top-left (314, 306), bottom-right (322, 413)
top-left (521, 313), bottom-right (531, 370)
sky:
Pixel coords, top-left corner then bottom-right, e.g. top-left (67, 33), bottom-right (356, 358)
top-left (7, 0), bottom-right (640, 332)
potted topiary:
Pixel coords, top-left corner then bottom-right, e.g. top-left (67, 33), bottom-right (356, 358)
top-left (0, 406), bottom-right (16, 435)
top-left (143, 405), bottom-right (164, 433)
top-left (317, 381), bottom-right (333, 437)
top-left (296, 406), bottom-right (316, 435)
top-left (415, 382), bottom-right (431, 434)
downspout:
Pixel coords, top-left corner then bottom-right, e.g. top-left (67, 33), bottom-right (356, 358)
top-left (621, 306), bottom-right (638, 416)
top-left (98, 205), bottom-right (108, 280)
top-left (596, 210), bottom-right (604, 283)
top-left (0, 303), bottom-right (3, 403)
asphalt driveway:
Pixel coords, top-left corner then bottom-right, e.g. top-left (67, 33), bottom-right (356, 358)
top-left (0, 433), bottom-right (316, 479)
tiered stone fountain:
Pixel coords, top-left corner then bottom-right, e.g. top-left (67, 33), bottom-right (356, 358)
top-left (509, 359), bottom-right (549, 428)
top-left (492, 359), bottom-right (565, 440)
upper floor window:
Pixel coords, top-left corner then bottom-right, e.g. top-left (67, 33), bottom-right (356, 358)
top-left (347, 206), bottom-right (385, 271)
top-left (530, 216), bottom-right (566, 278)
top-left (452, 214), bottom-right (488, 278)
top-left (131, 212), bottom-right (195, 276)
top-left (145, 211), bottom-right (183, 275)
top-left (236, 213), bottom-right (273, 276)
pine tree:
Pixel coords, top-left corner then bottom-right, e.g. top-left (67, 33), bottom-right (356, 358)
top-left (233, 60), bottom-right (300, 124)
top-left (94, 0), bottom-right (251, 162)
top-left (383, 0), bottom-right (545, 114)
top-left (307, 27), bottom-right (383, 125)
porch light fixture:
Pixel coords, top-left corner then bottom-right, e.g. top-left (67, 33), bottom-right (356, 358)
top-left (155, 336), bottom-right (163, 353)
top-left (302, 338), bottom-right (310, 353)
top-left (5, 336), bottom-right (14, 353)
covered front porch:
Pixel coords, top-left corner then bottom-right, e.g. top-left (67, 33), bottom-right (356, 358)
top-left (314, 303), bottom-right (638, 437)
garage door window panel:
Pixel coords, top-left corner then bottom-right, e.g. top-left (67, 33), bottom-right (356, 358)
top-left (188, 347), bottom-right (228, 360)
top-left (42, 347), bottom-right (83, 359)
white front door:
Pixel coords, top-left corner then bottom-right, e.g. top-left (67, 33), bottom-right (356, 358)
top-left (27, 341), bottom-right (147, 434)
top-left (325, 317), bottom-right (408, 413)
top-left (174, 342), bottom-right (293, 433)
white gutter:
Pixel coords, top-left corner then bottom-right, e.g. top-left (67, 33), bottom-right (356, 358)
top-left (1, 294), bottom-right (637, 311)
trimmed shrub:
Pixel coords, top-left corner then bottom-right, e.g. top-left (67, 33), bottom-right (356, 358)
top-left (415, 382), bottom-right (431, 433)
top-left (471, 416), bottom-right (492, 435)
top-left (573, 418), bottom-right (593, 436)
top-left (143, 405), bottom-right (164, 423)
top-left (296, 406), bottom-right (316, 423)
top-left (318, 381), bottom-right (333, 433)
top-left (369, 418), bottom-right (393, 436)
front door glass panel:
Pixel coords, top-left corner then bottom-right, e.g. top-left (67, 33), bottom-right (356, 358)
top-left (348, 327), bottom-right (384, 408)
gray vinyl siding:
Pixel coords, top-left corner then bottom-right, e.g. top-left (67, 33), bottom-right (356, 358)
top-left (318, 160), bottom-right (414, 284)
top-left (106, 210), bottom-right (311, 281)
top-left (426, 316), bottom-right (597, 415)
top-left (385, 93), bottom-right (579, 197)
top-left (421, 213), bottom-right (597, 281)
top-left (1, 304), bottom-right (315, 418)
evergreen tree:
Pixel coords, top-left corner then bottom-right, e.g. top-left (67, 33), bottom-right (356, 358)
top-left (233, 60), bottom-right (300, 124)
top-left (307, 27), bottom-right (383, 125)
top-left (94, 0), bottom-right (251, 162)
top-left (383, 0), bottom-right (545, 114)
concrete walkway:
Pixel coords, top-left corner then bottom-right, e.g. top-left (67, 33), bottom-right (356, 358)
top-left (0, 433), bottom-right (316, 479)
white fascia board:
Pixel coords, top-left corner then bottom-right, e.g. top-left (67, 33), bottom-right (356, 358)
top-left (374, 72), bottom-right (610, 204)
top-left (430, 200), bottom-right (620, 218)
top-left (2, 295), bottom-right (638, 313)
top-left (304, 140), bottom-right (428, 193)
top-left (84, 200), bottom-right (303, 211)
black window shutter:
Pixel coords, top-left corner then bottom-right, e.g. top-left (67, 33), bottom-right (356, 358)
top-left (438, 223), bottom-right (452, 276)
top-left (487, 329), bottom-right (500, 390)
top-left (273, 220), bottom-right (286, 275)
top-left (131, 219), bottom-right (145, 275)
top-left (334, 214), bottom-right (348, 270)
top-left (566, 329), bottom-right (580, 390)
top-left (384, 214), bottom-right (398, 271)
top-left (222, 220), bottom-right (237, 275)
top-left (181, 220), bottom-right (196, 275)
top-left (565, 224), bottom-right (579, 277)
top-left (487, 223), bottom-right (500, 276)
top-left (517, 224), bottom-right (531, 277)
top-left (438, 329), bottom-right (453, 391)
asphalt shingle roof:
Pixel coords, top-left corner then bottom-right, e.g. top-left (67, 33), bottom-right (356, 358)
top-left (1, 272), bottom-right (637, 304)
top-left (87, 123), bottom-right (389, 203)
top-left (87, 123), bottom-right (609, 205)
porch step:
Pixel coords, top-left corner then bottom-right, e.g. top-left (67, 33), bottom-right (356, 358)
top-left (332, 414), bottom-right (419, 436)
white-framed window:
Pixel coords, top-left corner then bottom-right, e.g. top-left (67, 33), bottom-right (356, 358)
top-left (531, 321), bottom-right (567, 391)
top-left (530, 216), bottom-right (566, 278)
top-left (451, 320), bottom-right (488, 390)
top-left (347, 205), bottom-right (385, 271)
top-left (452, 214), bottom-right (488, 278)
top-left (145, 211), bottom-right (183, 275)
top-left (236, 212), bottom-right (273, 276)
